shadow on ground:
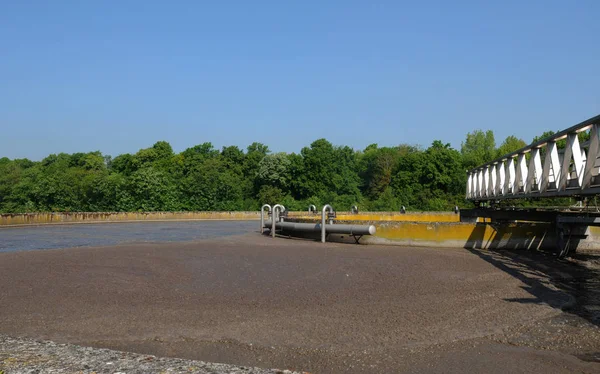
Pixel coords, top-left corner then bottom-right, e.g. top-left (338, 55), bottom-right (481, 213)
top-left (466, 223), bottom-right (600, 327)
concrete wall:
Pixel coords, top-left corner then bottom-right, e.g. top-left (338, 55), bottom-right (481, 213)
top-left (287, 211), bottom-right (461, 222)
top-left (283, 215), bottom-right (600, 252)
top-left (364, 221), bottom-right (549, 248)
top-left (0, 211), bottom-right (260, 227)
top-left (361, 221), bottom-right (600, 252)
top-left (0, 211), bottom-right (461, 227)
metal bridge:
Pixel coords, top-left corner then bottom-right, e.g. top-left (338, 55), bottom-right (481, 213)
top-left (463, 114), bottom-right (600, 258)
top-left (466, 114), bottom-right (600, 202)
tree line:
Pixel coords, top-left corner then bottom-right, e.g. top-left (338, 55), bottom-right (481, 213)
top-left (0, 130), bottom-right (573, 213)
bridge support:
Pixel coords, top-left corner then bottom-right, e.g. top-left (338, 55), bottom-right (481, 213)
top-left (461, 208), bottom-right (598, 257)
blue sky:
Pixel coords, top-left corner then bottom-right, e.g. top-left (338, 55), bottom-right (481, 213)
top-left (1, 1), bottom-right (599, 160)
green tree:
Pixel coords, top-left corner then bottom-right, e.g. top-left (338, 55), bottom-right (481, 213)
top-left (152, 141), bottom-right (174, 160)
top-left (126, 167), bottom-right (179, 211)
top-left (461, 130), bottom-right (496, 169)
top-left (181, 156), bottom-right (244, 211)
top-left (360, 146), bottom-right (400, 199)
top-left (256, 153), bottom-right (291, 190)
top-left (0, 158), bottom-right (34, 212)
top-left (496, 136), bottom-right (527, 158)
top-left (244, 142), bottom-right (269, 195)
top-left (87, 172), bottom-right (127, 211)
top-left (257, 185), bottom-right (284, 206)
top-left (111, 153), bottom-right (136, 175)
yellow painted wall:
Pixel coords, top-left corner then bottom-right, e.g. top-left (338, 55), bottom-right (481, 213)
top-left (287, 211), bottom-right (461, 222)
top-left (363, 221), bottom-right (600, 251)
top-left (376, 222), bottom-right (486, 241)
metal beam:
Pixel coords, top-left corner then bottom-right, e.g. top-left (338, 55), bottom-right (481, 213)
top-left (461, 208), bottom-right (600, 225)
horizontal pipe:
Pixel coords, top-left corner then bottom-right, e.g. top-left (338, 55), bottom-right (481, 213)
top-left (264, 220), bottom-right (376, 236)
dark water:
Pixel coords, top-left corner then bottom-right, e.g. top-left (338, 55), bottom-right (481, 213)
top-left (0, 220), bottom-right (257, 253)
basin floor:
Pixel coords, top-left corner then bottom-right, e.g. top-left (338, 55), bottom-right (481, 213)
top-left (0, 226), bottom-right (598, 373)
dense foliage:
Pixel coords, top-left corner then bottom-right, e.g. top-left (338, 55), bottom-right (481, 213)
top-left (0, 131), bottom-right (569, 213)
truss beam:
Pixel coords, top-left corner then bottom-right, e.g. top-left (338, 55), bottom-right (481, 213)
top-left (466, 114), bottom-right (600, 201)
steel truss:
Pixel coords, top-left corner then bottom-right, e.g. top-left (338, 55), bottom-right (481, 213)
top-left (466, 114), bottom-right (600, 201)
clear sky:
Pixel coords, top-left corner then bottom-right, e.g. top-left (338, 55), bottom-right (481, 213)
top-left (1, 0), bottom-right (599, 160)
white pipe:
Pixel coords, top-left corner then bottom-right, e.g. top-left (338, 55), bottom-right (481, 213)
top-left (273, 204), bottom-right (285, 221)
top-left (321, 204), bottom-right (333, 243)
top-left (308, 204), bottom-right (316, 213)
top-left (260, 204), bottom-right (272, 234)
top-left (272, 204), bottom-right (285, 238)
top-left (265, 220), bottom-right (376, 236)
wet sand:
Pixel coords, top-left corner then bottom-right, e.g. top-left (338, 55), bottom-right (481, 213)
top-left (0, 228), bottom-right (599, 373)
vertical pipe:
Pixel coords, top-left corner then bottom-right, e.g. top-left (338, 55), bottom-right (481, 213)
top-left (272, 206), bottom-right (278, 238)
top-left (272, 204), bottom-right (285, 238)
top-left (321, 204), bottom-right (333, 243)
top-left (260, 204), bottom-right (272, 234)
top-left (275, 204), bottom-right (285, 221)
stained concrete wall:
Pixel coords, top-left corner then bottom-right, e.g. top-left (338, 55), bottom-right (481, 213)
top-left (364, 221), bottom-right (550, 248)
top-left (287, 211), bottom-right (462, 222)
top-left (358, 221), bottom-right (600, 252)
top-left (284, 216), bottom-right (600, 252)
top-left (0, 211), bottom-right (460, 227)
top-left (0, 211), bottom-right (260, 227)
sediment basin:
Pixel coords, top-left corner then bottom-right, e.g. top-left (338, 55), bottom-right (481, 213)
top-left (0, 221), bottom-right (599, 373)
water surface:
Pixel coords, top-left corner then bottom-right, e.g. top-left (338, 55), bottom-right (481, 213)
top-left (0, 220), bottom-right (257, 252)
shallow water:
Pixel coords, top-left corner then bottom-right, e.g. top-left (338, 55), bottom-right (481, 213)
top-left (0, 220), bottom-right (257, 252)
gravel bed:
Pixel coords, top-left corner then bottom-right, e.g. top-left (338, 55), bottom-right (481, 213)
top-left (0, 335), bottom-right (300, 374)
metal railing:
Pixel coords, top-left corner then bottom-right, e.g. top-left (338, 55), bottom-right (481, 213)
top-left (466, 114), bottom-right (600, 201)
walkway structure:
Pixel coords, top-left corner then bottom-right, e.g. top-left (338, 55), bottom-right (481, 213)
top-left (466, 114), bottom-right (600, 202)
top-left (463, 114), bottom-right (600, 257)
